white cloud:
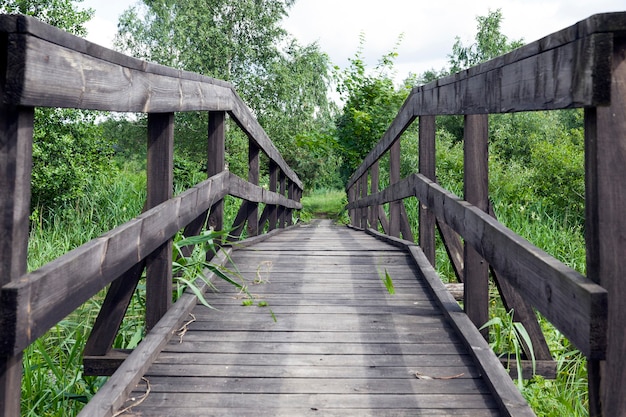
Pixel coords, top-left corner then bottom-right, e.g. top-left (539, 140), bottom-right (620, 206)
top-left (81, 0), bottom-right (625, 82)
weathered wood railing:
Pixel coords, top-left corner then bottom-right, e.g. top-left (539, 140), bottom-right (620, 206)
top-left (346, 12), bottom-right (625, 417)
top-left (0, 14), bottom-right (302, 416)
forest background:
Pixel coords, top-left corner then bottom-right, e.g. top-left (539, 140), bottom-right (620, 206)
top-left (1, 0), bottom-right (593, 416)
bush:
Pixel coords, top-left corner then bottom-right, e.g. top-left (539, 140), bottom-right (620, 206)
top-left (31, 109), bottom-right (116, 210)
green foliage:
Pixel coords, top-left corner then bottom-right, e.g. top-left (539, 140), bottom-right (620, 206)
top-left (300, 188), bottom-right (348, 223)
top-left (114, 0), bottom-right (336, 186)
top-left (0, 0), bottom-right (93, 36)
top-left (480, 310), bottom-right (535, 389)
top-left (448, 9), bottom-right (523, 73)
top-left (31, 109), bottom-right (116, 210)
top-left (335, 34), bottom-right (410, 180)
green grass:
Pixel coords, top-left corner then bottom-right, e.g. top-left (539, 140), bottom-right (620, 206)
top-left (300, 188), bottom-right (349, 223)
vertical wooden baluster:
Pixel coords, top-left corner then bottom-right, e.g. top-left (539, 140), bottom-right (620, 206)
top-left (369, 161), bottom-right (380, 230)
top-left (360, 174), bottom-right (368, 228)
top-left (585, 36), bottom-right (626, 417)
top-left (247, 142), bottom-right (259, 236)
top-left (145, 112), bottom-right (174, 331)
top-left (419, 115), bottom-right (436, 265)
top-left (389, 140), bottom-right (401, 237)
top-left (287, 181), bottom-right (296, 226)
top-left (463, 114), bottom-right (489, 339)
top-left (207, 111), bottom-right (226, 238)
top-left (0, 105), bottom-right (34, 417)
top-left (348, 184), bottom-right (356, 226)
top-left (278, 171), bottom-right (286, 228)
top-left (269, 161), bottom-right (278, 230)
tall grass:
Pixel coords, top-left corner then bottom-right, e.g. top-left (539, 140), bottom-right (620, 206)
top-left (300, 188), bottom-right (349, 223)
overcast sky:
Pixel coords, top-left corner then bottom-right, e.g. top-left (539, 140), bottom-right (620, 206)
top-left (82, 0), bottom-right (625, 82)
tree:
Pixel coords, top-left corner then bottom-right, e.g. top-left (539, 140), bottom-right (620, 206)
top-left (334, 34), bottom-right (410, 180)
top-left (448, 9), bottom-right (524, 73)
top-left (0, 0), bottom-right (92, 36)
top-left (1, 1), bottom-right (117, 210)
top-left (114, 0), bottom-right (336, 190)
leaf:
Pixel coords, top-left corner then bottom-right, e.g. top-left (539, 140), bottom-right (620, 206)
top-left (379, 268), bottom-right (395, 295)
top-left (175, 277), bottom-right (216, 310)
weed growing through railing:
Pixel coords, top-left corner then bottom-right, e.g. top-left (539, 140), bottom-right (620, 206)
top-left (172, 229), bottom-right (248, 308)
top-left (480, 310), bottom-right (536, 389)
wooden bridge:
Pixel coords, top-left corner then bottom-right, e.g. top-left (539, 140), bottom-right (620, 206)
top-left (1, 12), bottom-right (625, 417)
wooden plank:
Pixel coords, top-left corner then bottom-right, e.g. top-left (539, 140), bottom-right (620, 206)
top-left (117, 393), bottom-right (498, 411)
top-left (144, 363), bottom-right (482, 379)
top-left (463, 114), bottom-right (489, 337)
top-left (0, 172), bottom-right (230, 355)
top-left (165, 328), bottom-right (458, 344)
top-left (121, 407), bottom-right (499, 417)
top-left (77, 249), bottom-right (232, 417)
top-left (163, 341), bottom-right (465, 356)
top-left (0, 104), bottom-right (34, 417)
top-left (228, 173), bottom-right (301, 208)
top-left (145, 112), bottom-right (174, 330)
top-left (585, 35), bottom-right (626, 416)
top-left (408, 246), bottom-right (535, 417)
top-left (6, 34), bottom-right (234, 112)
top-left (141, 376), bottom-right (490, 394)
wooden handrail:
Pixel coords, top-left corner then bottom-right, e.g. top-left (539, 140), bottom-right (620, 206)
top-left (346, 11), bottom-right (626, 416)
top-left (0, 14), bottom-right (303, 416)
top-left (0, 14), bottom-right (302, 189)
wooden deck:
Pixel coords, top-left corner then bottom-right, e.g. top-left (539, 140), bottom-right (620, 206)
top-left (116, 220), bottom-right (506, 416)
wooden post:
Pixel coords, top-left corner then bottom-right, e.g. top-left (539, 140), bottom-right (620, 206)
top-left (419, 115), bottom-right (436, 265)
top-left (278, 171), bottom-right (286, 228)
top-left (207, 111), bottom-right (226, 234)
top-left (247, 142), bottom-right (259, 236)
top-left (360, 174), bottom-right (369, 228)
top-left (145, 112), bottom-right (174, 331)
top-left (585, 37), bottom-right (626, 417)
top-left (369, 162), bottom-right (380, 230)
top-left (348, 184), bottom-right (357, 226)
top-left (0, 105), bottom-right (34, 417)
top-left (269, 161), bottom-right (278, 230)
top-left (286, 181), bottom-right (296, 226)
top-left (463, 114), bottom-right (490, 338)
top-left (389, 140), bottom-right (401, 238)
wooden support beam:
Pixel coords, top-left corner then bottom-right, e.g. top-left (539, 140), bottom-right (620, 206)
top-left (145, 112), bottom-right (174, 331)
top-left (389, 140), bottom-right (401, 238)
top-left (268, 161), bottom-right (278, 231)
top-left (0, 105), bottom-right (34, 417)
top-left (278, 172), bottom-right (287, 228)
top-left (360, 174), bottom-right (368, 229)
top-left (369, 162), bottom-right (380, 229)
top-left (463, 114), bottom-right (490, 338)
top-left (585, 36), bottom-right (626, 417)
top-left (419, 115), bottom-right (436, 265)
top-left (207, 111), bottom-right (225, 235)
top-left (247, 142), bottom-right (259, 236)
